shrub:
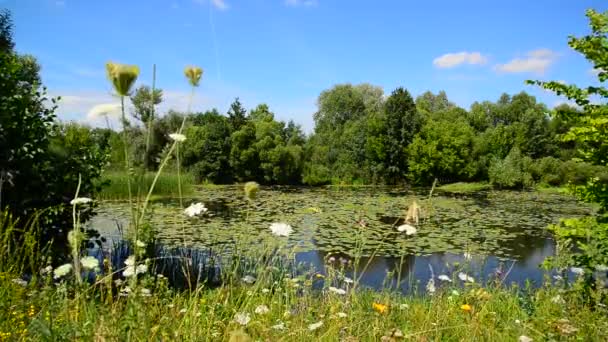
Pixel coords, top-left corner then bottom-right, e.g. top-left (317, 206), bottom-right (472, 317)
top-left (488, 147), bottom-right (534, 189)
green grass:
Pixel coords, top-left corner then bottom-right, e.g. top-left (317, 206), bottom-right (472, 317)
top-left (437, 182), bottom-right (493, 194)
top-left (98, 171), bottom-right (195, 200)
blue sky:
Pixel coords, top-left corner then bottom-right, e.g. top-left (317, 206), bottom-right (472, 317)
top-left (4, 0), bottom-right (606, 131)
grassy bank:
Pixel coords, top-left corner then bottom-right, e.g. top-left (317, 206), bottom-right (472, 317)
top-left (436, 182), bottom-right (493, 194)
top-left (98, 171), bottom-right (195, 200)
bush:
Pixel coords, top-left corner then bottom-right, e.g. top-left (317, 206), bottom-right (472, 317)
top-left (488, 147), bottom-right (534, 189)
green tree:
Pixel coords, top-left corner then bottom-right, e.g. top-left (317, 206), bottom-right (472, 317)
top-left (130, 85), bottom-right (163, 125)
top-left (227, 97), bottom-right (248, 132)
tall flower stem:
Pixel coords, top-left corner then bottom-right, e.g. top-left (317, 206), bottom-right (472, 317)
top-left (120, 96), bottom-right (136, 229)
top-left (71, 175), bottom-right (83, 284)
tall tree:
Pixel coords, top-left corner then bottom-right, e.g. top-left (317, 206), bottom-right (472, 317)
top-left (130, 85), bottom-right (163, 125)
top-left (227, 97), bottom-right (248, 131)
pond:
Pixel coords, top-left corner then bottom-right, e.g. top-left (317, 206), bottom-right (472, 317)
top-left (90, 186), bottom-right (595, 292)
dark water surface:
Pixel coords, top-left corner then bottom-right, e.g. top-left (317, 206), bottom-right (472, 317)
top-left (90, 186), bottom-right (594, 292)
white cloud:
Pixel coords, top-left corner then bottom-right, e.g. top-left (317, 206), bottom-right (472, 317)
top-left (495, 49), bottom-right (558, 75)
top-left (433, 52), bottom-right (488, 69)
top-left (285, 0), bottom-right (317, 7)
top-left (87, 103), bottom-right (121, 121)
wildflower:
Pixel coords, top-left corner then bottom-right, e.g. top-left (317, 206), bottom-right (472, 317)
top-left (80, 256), bottom-right (99, 271)
top-left (119, 286), bottom-right (132, 297)
top-left (254, 305), bottom-right (270, 315)
top-left (596, 264), bottom-right (608, 272)
top-left (337, 312), bottom-right (348, 318)
top-left (570, 267), bottom-right (584, 275)
top-left (328, 256), bottom-right (336, 263)
top-left (328, 287), bottom-right (347, 295)
top-left (463, 252), bottom-right (473, 260)
top-left (308, 321), bottom-right (323, 331)
top-left (244, 181), bottom-right (260, 201)
top-left (136, 240), bottom-right (146, 248)
top-left (451, 290), bottom-right (460, 296)
top-left (553, 274), bottom-right (563, 281)
top-left (269, 222), bottom-right (293, 237)
top-left (551, 295), bottom-right (565, 304)
top-left (426, 278), bottom-right (436, 294)
top-left (396, 224), bottom-right (417, 235)
top-left (373, 302), bottom-right (388, 314)
top-left (515, 319), bottom-right (521, 324)
top-left (184, 65), bottom-right (203, 87)
top-left (261, 288), bottom-right (270, 293)
top-left (458, 272), bottom-right (475, 283)
top-left (53, 263), bottom-right (73, 279)
top-left (40, 265), bottom-right (53, 276)
top-left (179, 308), bottom-right (187, 314)
top-left (11, 278), bottom-right (27, 287)
top-left (169, 133), bottom-right (187, 142)
top-left (70, 197), bottom-right (92, 205)
top-left (234, 312), bottom-right (251, 326)
top-left (140, 288), bottom-right (152, 297)
top-left (399, 303), bottom-right (409, 310)
top-left (241, 275), bottom-right (256, 284)
top-left (271, 322), bottom-right (286, 330)
top-left (184, 202), bottom-right (207, 217)
top-left (343, 276), bottom-right (354, 284)
top-left (460, 304), bottom-right (472, 312)
top-left (519, 336), bottom-right (533, 342)
top-left (106, 62), bottom-right (139, 96)
top-left (315, 273), bottom-right (325, 279)
top-left (438, 274), bottom-right (452, 282)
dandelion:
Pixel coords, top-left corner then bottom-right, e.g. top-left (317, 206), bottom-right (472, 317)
top-left (169, 133), bottom-right (187, 142)
top-left (244, 181), bottom-right (260, 201)
top-left (254, 305), bottom-right (270, 315)
top-left (106, 62), bottom-right (139, 96)
top-left (460, 304), bottom-right (472, 312)
top-left (184, 65), bottom-right (203, 87)
top-left (53, 263), bottom-right (72, 279)
top-left (426, 278), bottom-right (436, 294)
top-left (337, 312), bottom-right (348, 318)
top-left (396, 224), bottom-right (417, 235)
top-left (184, 202), bottom-right (207, 217)
top-left (519, 336), bottom-right (533, 342)
top-left (438, 274), bottom-right (452, 282)
top-left (70, 197), bottom-right (92, 205)
top-left (458, 272), bottom-right (475, 283)
top-left (308, 321), bottom-right (323, 331)
top-left (269, 222), bottom-right (293, 237)
top-left (234, 312), bottom-right (251, 326)
top-left (242, 275), bottom-right (256, 284)
top-left (328, 287), bottom-right (347, 295)
top-left (80, 256), bottom-right (99, 271)
top-left (373, 302), bottom-right (388, 314)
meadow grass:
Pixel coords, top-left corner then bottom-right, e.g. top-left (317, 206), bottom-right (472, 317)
top-left (98, 171), bottom-right (195, 200)
top-left (436, 182), bottom-right (493, 194)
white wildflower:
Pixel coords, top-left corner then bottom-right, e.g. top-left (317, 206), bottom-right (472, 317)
top-left (184, 202), bottom-right (208, 217)
top-left (11, 278), bottom-right (27, 287)
top-left (553, 274), bottom-right (563, 281)
top-left (570, 267), bottom-right (584, 275)
top-left (328, 287), bottom-right (347, 295)
top-left (125, 256), bottom-right (135, 266)
top-left (397, 224), bottom-right (417, 235)
top-left (515, 319), bottom-right (521, 324)
top-left (242, 275), bottom-right (256, 284)
top-left (136, 264), bottom-right (148, 274)
top-left (438, 274), bottom-right (452, 282)
top-left (458, 272), bottom-right (475, 283)
top-left (337, 312), bottom-right (347, 318)
top-left (343, 277), bottom-right (354, 284)
top-left (269, 222), bottom-right (293, 237)
top-left (261, 288), bottom-right (270, 293)
top-left (140, 288), bottom-right (152, 297)
top-left (53, 263), bottom-right (73, 279)
top-left (272, 322), bottom-right (286, 330)
top-left (169, 133), bottom-right (186, 142)
top-left (595, 264), bottom-right (608, 272)
top-left (551, 295), bottom-right (565, 304)
top-left (254, 305), bottom-right (270, 315)
top-left (119, 286), bottom-right (132, 297)
top-left (451, 290), bottom-right (460, 296)
top-left (136, 240), bottom-right (146, 248)
top-left (426, 278), bottom-right (436, 294)
top-left (234, 312), bottom-right (251, 326)
top-left (80, 256), bottom-right (99, 270)
top-left (70, 197), bottom-right (92, 205)
top-left (463, 252), bottom-right (473, 260)
top-left (41, 265), bottom-right (53, 275)
top-left (519, 336), bottom-right (533, 342)
top-left (308, 321), bottom-right (323, 331)
top-left (399, 303), bottom-right (409, 310)
top-left (179, 308), bottom-right (187, 314)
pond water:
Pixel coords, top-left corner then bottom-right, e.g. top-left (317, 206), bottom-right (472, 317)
top-left (90, 186), bottom-right (595, 292)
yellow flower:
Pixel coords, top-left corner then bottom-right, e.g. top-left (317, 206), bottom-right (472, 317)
top-left (460, 304), bottom-right (472, 312)
top-left (373, 302), bottom-right (388, 314)
top-left (184, 65), bottom-right (203, 87)
top-left (106, 61), bottom-right (139, 96)
top-left (315, 273), bottom-right (325, 278)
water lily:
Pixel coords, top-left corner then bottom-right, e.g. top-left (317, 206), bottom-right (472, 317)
top-left (397, 224), bottom-right (417, 235)
top-left (184, 65), bottom-right (203, 87)
top-left (184, 202), bottom-right (207, 217)
top-left (254, 305), bottom-right (270, 315)
top-left (269, 222), bottom-right (293, 237)
top-left (458, 272), bottom-right (475, 283)
top-left (70, 197), bottom-right (92, 205)
top-left (438, 274), bottom-right (452, 282)
top-left (80, 256), bottom-right (99, 271)
top-left (234, 312), bottom-right (251, 326)
top-left (308, 321), bottom-right (323, 331)
top-left (53, 263), bottom-right (73, 279)
top-left (328, 286), bottom-right (347, 295)
top-left (169, 133), bottom-right (187, 142)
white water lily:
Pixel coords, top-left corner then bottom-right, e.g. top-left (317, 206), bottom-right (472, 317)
top-left (397, 224), bottom-right (417, 235)
top-left (184, 202), bottom-right (208, 217)
top-left (169, 133), bottom-right (186, 142)
top-left (242, 275), bottom-right (256, 284)
top-left (54, 263), bottom-right (73, 279)
top-left (234, 312), bottom-right (251, 326)
top-left (458, 272), bottom-right (475, 283)
top-left (570, 267), bottom-right (584, 275)
top-left (438, 274), bottom-right (452, 282)
top-left (80, 256), bottom-right (99, 270)
top-left (426, 278), bottom-right (436, 294)
top-left (328, 287), bottom-right (347, 295)
top-left (70, 197), bottom-right (92, 205)
top-left (269, 222), bottom-right (293, 237)
top-left (254, 305), bottom-right (270, 315)
top-left (308, 321), bottom-right (323, 331)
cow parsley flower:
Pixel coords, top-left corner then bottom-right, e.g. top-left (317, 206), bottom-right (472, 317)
top-left (169, 133), bottom-right (186, 142)
top-left (458, 272), bottom-right (475, 283)
top-left (254, 305), bottom-right (270, 315)
top-left (308, 321), bottom-right (323, 331)
top-left (54, 263), bottom-right (73, 279)
top-left (70, 197), bottom-right (92, 205)
top-left (80, 256), bottom-right (99, 271)
top-left (234, 312), bottom-right (251, 326)
top-left (438, 274), bottom-right (452, 282)
top-left (242, 275), bottom-right (256, 284)
top-left (328, 287), bottom-right (346, 295)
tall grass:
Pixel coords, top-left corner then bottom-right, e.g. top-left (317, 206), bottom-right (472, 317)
top-left (98, 171), bottom-right (195, 200)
